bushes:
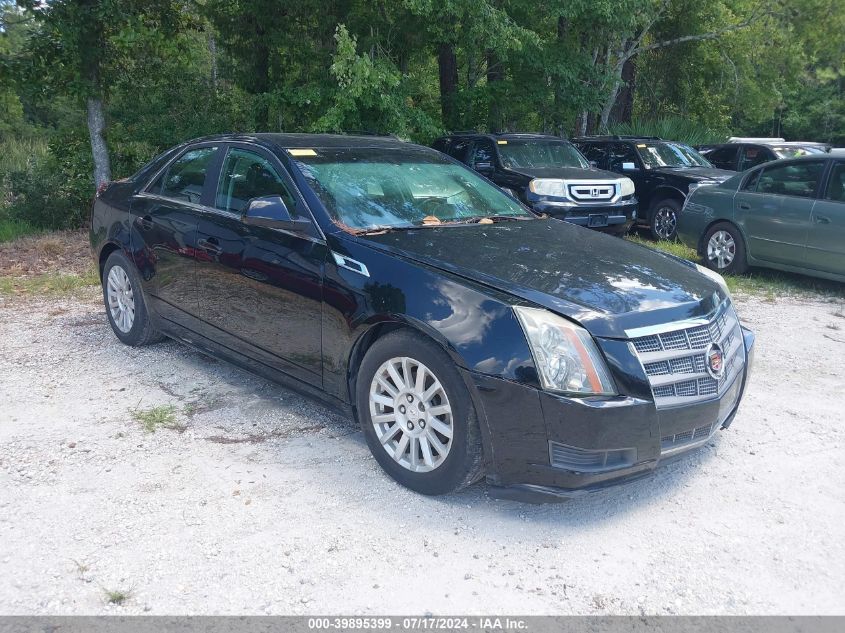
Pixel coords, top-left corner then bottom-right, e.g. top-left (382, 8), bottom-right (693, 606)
top-left (608, 116), bottom-right (727, 146)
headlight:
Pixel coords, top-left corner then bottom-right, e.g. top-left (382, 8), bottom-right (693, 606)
top-left (528, 178), bottom-right (568, 198)
top-left (618, 177), bottom-right (635, 197)
top-left (695, 263), bottom-right (731, 299)
top-left (514, 306), bottom-right (616, 396)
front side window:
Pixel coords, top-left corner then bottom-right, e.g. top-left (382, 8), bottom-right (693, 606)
top-left (150, 146), bottom-right (218, 203)
top-left (497, 140), bottom-right (589, 169)
top-left (635, 142), bottom-right (712, 169)
top-left (215, 148), bottom-right (296, 214)
top-left (292, 147), bottom-right (531, 230)
top-left (757, 161), bottom-right (825, 198)
top-left (579, 144), bottom-right (607, 167)
top-left (825, 162), bottom-right (845, 202)
top-left (741, 169), bottom-right (762, 192)
top-left (471, 141), bottom-right (495, 168)
top-left (608, 143), bottom-right (639, 169)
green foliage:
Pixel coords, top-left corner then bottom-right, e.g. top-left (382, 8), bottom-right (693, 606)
top-left (609, 116), bottom-right (726, 145)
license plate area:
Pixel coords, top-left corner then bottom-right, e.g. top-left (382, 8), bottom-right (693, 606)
top-left (588, 214), bottom-right (608, 227)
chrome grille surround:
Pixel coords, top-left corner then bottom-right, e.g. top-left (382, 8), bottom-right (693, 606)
top-left (567, 182), bottom-right (617, 202)
top-left (627, 299), bottom-right (745, 409)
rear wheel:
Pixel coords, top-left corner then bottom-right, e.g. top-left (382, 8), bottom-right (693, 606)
top-left (102, 251), bottom-right (164, 346)
top-left (356, 330), bottom-right (483, 495)
top-left (650, 198), bottom-right (681, 240)
top-left (703, 222), bottom-right (748, 275)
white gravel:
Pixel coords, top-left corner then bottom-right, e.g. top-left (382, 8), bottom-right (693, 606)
top-left (0, 289), bottom-right (843, 615)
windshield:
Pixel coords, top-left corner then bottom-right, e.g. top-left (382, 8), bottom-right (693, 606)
top-left (772, 146), bottom-right (825, 159)
top-left (292, 147), bottom-right (532, 230)
top-left (635, 142), bottom-right (713, 169)
top-left (497, 139), bottom-right (589, 169)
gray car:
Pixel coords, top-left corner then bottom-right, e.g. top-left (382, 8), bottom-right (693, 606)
top-left (676, 155), bottom-right (845, 281)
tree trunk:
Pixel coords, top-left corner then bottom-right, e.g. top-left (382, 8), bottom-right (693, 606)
top-left (611, 55), bottom-right (636, 124)
top-left (208, 35), bottom-right (218, 91)
top-left (438, 43), bottom-right (459, 130)
top-left (486, 49), bottom-right (503, 132)
top-left (86, 97), bottom-right (111, 188)
top-left (552, 16), bottom-right (569, 135)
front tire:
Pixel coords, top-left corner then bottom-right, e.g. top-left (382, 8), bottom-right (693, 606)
top-left (650, 198), bottom-right (681, 240)
top-left (102, 250), bottom-right (164, 346)
top-left (703, 222), bottom-right (748, 275)
top-left (356, 330), bottom-right (484, 495)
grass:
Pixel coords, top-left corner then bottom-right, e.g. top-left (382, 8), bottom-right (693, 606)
top-left (0, 267), bottom-right (99, 297)
top-left (104, 588), bottom-right (131, 605)
top-left (131, 405), bottom-right (184, 433)
top-left (0, 218), bottom-right (40, 243)
top-left (625, 233), bottom-right (845, 302)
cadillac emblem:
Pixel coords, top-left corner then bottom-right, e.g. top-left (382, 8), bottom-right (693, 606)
top-left (705, 343), bottom-right (725, 380)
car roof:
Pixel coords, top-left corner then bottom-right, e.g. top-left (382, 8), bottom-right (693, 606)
top-left (187, 132), bottom-right (413, 150)
top-left (440, 132), bottom-right (567, 141)
top-left (571, 135), bottom-right (664, 142)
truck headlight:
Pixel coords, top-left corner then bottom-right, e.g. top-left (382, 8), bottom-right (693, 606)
top-left (514, 306), bottom-right (616, 396)
top-left (528, 178), bottom-right (569, 198)
top-left (618, 177), bottom-right (635, 197)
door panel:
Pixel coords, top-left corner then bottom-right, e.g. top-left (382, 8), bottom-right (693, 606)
top-left (736, 161), bottom-right (825, 266)
top-left (194, 145), bottom-right (325, 386)
top-left (805, 162), bottom-right (845, 274)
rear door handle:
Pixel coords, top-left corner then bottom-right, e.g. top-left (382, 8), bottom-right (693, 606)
top-left (137, 215), bottom-right (154, 230)
top-left (198, 237), bottom-right (223, 255)
top-left (738, 203), bottom-right (751, 210)
top-left (815, 215), bottom-right (831, 224)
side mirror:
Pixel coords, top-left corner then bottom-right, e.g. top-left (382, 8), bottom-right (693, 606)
top-left (242, 195), bottom-right (312, 232)
top-left (474, 161), bottom-right (495, 173)
top-left (500, 187), bottom-right (517, 199)
top-left (589, 161), bottom-right (598, 168)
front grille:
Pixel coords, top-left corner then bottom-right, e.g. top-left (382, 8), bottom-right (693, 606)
top-left (567, 182), bottom-right (616, 202)
top-left (661, 422), bottom-right (716, 451)
top-left (549, 441), bottom-right (636, 473)
top-left (630, 300), bottom-right (745, 409)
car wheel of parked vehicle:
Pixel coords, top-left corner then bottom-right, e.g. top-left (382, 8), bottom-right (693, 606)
top-left (650, 199), bottom-right (681, 240)
top-left (102, 251), bottom-right (164, 346)
top-left (703, 222), bottom-right (748, 275)
top-left (356, 330), bottom-right (484, 495)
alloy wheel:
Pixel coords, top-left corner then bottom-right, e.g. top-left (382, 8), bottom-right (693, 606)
top-left (369, 357), bottom-right (454, 473)
top-left (654, 207), bottom-right (677, 240)
top-left (107, 265), bottom-right (135, 333)
top-left (707, 230), bottom-right (736, 270)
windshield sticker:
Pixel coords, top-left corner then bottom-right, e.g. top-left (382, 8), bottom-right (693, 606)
top-left (636, 144), bottom-right (647, 148)
top-left (497, 140), bottom-right (508, 144)
top-left (288, 149), bottom-right (317, 156)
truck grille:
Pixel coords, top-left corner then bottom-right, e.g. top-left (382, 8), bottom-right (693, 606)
top-left (567, 183), bottom-right (616, 201)
top-left (630, 300), bottom-right (745, 409)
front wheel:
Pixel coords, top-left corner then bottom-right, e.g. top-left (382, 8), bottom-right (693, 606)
top-left (703, 222), bottom-right (748, 275)
top-left (102, 250), bottom-right (164, 346)
top-left (356, 330), bottom-right (483, 495)
top-left (650, 198), bottom-right (681, 240)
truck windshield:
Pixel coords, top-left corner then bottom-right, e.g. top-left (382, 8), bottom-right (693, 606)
top-left (636, 142), bottom-right (712, 169)
top-left (497, 140), bottom-right (589, 169)
top-left (771, 146), bottom-right (825, 159)
top-left (292, 147), bottom-right (532, 231)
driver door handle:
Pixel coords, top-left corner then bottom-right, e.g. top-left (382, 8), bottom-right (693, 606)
top-left (814, 215), bottom-right (831, 225)
top-left (738, 202), bottom-right (751, 210)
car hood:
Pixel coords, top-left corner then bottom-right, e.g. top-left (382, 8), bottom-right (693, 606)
top-left (351, 220), bottom-right (724, 338)
top-left (654, 166), bottom-right (734, 181)
top-left (504, 166), bottom-right (620, 181)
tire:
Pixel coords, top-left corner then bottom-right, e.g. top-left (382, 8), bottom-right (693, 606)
top-left (703, 222), bottom-right (748, 275)
top-left (650, 198), bottom-right (681, 240)
top-left (356, 329), bottom-right (484, 495)
top-left (102, 250), bottom-right (164, 346)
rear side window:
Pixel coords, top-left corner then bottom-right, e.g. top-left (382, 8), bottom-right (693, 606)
top-left (756, 161), bottom-right (825, 199)
top-left (447, 139), bottom-right (472, 163)
top-left (608, 143), bottom-right (639, 169)
top-left (739, 146), bottom-right (770, 171)
top-left (707, 145), bottom-right (738, 169)
top-left (825, 162), bottom-right (845, 202)
top-left (149, 146), bottom-right (218, 204)
top-left (470, 141), bottom-right (495, 168)
top-left (578, 143), bottom-right (607, 166)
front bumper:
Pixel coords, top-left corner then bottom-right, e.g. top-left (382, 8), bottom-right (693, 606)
top-left (531, 198), bottom-right (637, 235)
top-left (471, 326), bottom-right (755, 503)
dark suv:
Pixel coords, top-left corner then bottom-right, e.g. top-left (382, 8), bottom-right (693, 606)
top-left (573, 136), bottom-right (733, 240)
top-left (433, 133), bottom-right (637, 236)
top-left (698, 141), bottom-right (831, 172)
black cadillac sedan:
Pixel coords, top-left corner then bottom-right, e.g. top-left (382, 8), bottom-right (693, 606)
top-left (91, 134), bottom-right (755, 501)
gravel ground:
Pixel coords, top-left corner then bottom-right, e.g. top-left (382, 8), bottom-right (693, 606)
top-left (1, 288), bottom-right (844, 616)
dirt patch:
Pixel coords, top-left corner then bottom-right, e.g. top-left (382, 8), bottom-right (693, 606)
top-left (0, 229), bottom-right (92, 278)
